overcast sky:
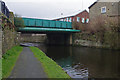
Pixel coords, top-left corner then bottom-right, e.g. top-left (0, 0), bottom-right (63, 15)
top-left (3, 0), bottom-right (96, 20)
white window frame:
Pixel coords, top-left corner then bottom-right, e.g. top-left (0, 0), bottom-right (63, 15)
top-left (67, 18), bottom-right (69, 22)
top-left (69, 18), bottom-right (72, 22)
top-left (86, 19), bottom-right (89, 23)
top-left (101, 6), bottom-right (106, 14)
top-left (60, 19), bottom-right (63, 21)
top-left (64, 19), bottom-right (66, 21)
top-left (82, 18), bottom-right (85, 23)
top-left (77, 17), bottom-right (80, 22)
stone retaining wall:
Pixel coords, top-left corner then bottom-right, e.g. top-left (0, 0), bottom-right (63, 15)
top-left (2, 28), bottom-right (20, 54)
top-left (20, 33), bottom-right (46, 43)
top-left (1, 12), bottom-right (19, 54)
top-left (73, 32), bottom-right (120, 50)
top-left (0, 13), bottom-right (2, 58)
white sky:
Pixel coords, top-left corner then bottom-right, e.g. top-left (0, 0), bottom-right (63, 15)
top-left (3, 0), bottom-right (97, 20)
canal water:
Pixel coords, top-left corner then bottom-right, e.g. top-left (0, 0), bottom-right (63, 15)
top-left (23, 43), bottom-right (120, 79)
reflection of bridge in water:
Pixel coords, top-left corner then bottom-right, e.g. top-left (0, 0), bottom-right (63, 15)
top-left (18, 18), bottom-right (80, 45)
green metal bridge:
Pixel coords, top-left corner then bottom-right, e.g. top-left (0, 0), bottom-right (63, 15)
top-left (18, 18), bottom-right (80, 33)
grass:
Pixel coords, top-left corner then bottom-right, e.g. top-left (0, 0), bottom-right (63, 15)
top-left (0, 59), bottom-right (2, 80)
top-left (2, 46), bottom-right (23, 78)
top-left (30, 47), bottom-right (71, 79)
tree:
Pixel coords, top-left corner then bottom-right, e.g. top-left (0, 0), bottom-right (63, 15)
top-left (14, 14), bottom-right (24, 29)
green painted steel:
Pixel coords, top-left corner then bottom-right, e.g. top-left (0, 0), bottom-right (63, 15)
top-left (19, 27), bottom-right (80, 33)
top-left (56, 21), bottom-right (61, 28)
top-left (50, 21), bottom-right (56, 27)
top-left (22, 18), bottom-right (72, 29)
top-left (36, 19), bottom-right (42, 26)
top-left (61, 22), bottom-right (67, 28)
top-left (43, 20), bottom-right (49, 27)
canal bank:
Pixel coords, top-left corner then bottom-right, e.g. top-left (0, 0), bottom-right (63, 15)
top-left (73, 32), bottom-right (120, 50)
top-left (3, 46), bottom-right (70, 79)
top-left (29, 43), bottom-right (120, 79)
top-left (1, 12), bottom-right (20, 54)
top-left (30, 47), bottom-right (71, 78)
top-left (2, 46), bottom-right (23, 78)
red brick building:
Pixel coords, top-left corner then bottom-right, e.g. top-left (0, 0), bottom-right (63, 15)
top-left (54, 10), bottom-right (89, 23)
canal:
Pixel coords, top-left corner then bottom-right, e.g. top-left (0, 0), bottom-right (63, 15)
top-left (23, 43), bottom-right (120, 79)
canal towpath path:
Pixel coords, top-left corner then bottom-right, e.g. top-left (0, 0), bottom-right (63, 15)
top-left (9, 47), bottom-right (48, 78)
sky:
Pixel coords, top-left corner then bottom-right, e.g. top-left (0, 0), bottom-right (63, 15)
top-left (3, 0), bottom-right (97, 20)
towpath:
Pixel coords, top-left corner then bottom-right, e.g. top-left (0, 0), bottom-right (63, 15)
top-left (9, 47), bottom-right (48, 78)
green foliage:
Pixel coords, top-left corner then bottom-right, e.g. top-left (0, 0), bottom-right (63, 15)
top-left (0, 59), bottom-right (2, 80)
top-left (14, 15), bottom-right (24, 28)
top-left (73, 15), bottom-right (120, 49)
top-left (30, 47), bottom-right (71, 79)
top-left (104, 32), bottom-right (120, 49)
top-left (72, 21), bottom-right (88, 31)
top-left (2, 46), bottom-right (23, 78)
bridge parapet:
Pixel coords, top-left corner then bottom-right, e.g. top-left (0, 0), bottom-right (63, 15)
top-left (22, 18), bottom-right (72, 29)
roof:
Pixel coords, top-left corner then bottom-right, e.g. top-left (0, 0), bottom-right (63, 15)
top-left (89, 0), bottom-right (120, 9)
top-left (53, 10), bottom-right (88, 20)
top-left (89, 1), bottom-right (98, 9)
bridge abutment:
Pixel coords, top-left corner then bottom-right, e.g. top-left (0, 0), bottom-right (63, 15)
top-left (19, 33), bottom-right (73, 45)
top-left (20, 33), bottom-right (47, 43)
top-left (47, 33), bottom-right (73, 45)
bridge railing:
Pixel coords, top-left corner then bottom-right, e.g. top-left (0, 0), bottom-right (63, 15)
top-left (22, 18), bottom-right (72, 29)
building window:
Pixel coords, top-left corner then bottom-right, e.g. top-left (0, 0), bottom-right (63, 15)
top-left (69, 18), bottom-right (72, 22)
top-left (101, 6), bottom-right (106, 13)
top-left (60, 19), bottom-right (63, 21)
top-left (64, 19), bottom-right (66, 21)
top-left (82, 18), bottom-right (85, 23)
top-left (67, 18), bottom-right (69, 22)
top-left (86, 19), bottom-right (89, 23)
top-left (77, 17), bottom-right (80, 22)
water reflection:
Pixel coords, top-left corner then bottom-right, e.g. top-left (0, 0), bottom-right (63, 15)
top-left (72, 47), bottom-right (120, 78)
top-left (21, 43), bottom-right (120, 78)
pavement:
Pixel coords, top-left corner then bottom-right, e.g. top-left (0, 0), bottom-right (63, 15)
top-left (9, 47), bottom-right (48, 78)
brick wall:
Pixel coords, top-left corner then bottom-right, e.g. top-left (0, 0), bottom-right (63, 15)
top-left (55, 10), bottom-right (89, 23)
top-left (73, 10), bottom-right (89, 22)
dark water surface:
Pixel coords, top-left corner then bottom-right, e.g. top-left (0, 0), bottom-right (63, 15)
top-left (23, 43), bottom-right (120, 79)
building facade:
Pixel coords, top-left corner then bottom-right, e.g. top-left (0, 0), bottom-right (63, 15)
top-left (89, 0), bottom-right (120, 20)
top-left (0, 0), bottom-right (9, 18)
top-left (54, 10), bottom-right (89, 24)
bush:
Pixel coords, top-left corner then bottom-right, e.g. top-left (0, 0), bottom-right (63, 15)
top-left (73, 15), bottom-right (120, 49)
top-left (72, 21), bottom-right (88, 32)
top-left (14, 14), bottom-right (24, 29)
